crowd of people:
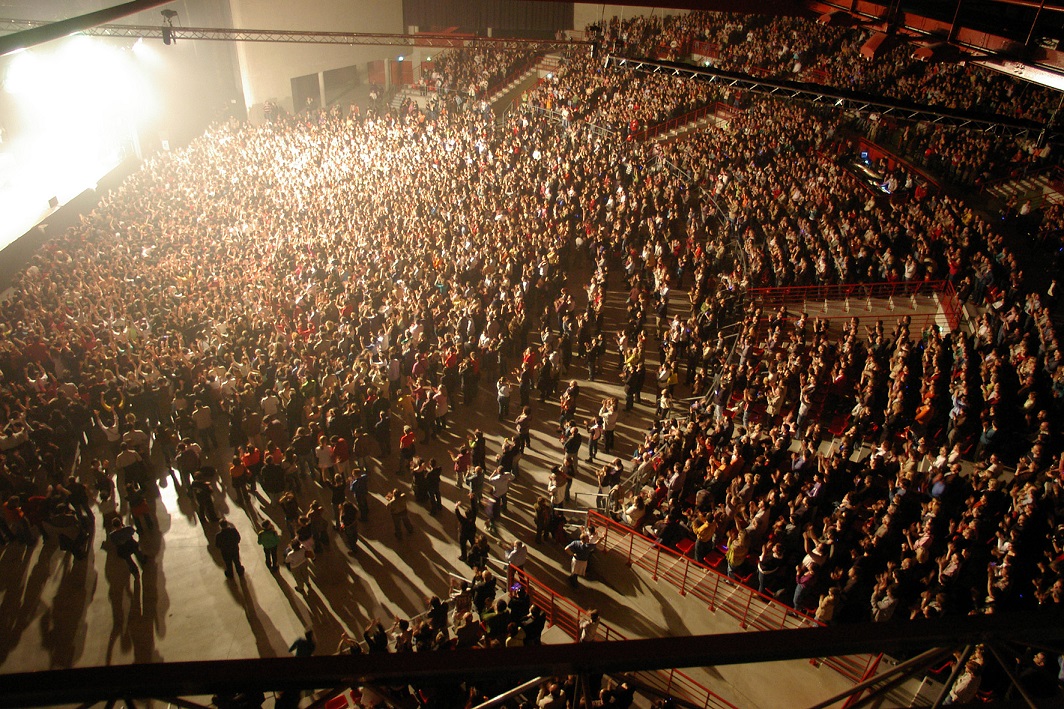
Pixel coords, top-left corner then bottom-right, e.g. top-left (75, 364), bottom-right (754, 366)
top-left (581, 10), bottom-right (1060, 188)
top-left (0, 6), bottom-right (1063, 706)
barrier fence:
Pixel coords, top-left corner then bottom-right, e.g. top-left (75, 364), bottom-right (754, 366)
top-left (584, 511), bottom-right (882, 685)
top-left (745, 278), bottom-right (962, 331)
top-left (510, 566), bottom-right (738, 709)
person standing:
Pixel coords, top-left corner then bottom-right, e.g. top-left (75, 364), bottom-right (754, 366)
top-left (285, 538), bottom-right (314, 593)
top-left (579, 609), bottom-right (600, 642)
top-left (109, 517), bottom-right (148, 576)
top-left (215, 519), bottom-right (245, 578)
top-left (386, 488), bottom-right (414, 539)
top-left (350, 469), bottom-right (370, 521)
top-left (496, 378), bottom-right (511, 421)
top-left (257, 520), bottom-right (281, 571)
top-left (191, 470), bottom-right (218, 525)
top-left (515, 407), bottom-right (532, 454)
top-left (425, 458), bottom-right (443, 515)
top-left (456, 497), bottom-right (478, 562)
top-left (565, 532), bottom-right (596, 587)
top-left (599, 398), bottom-right (619, 453)
top-left (339, 501), bottom-right (360, 552)
top-left (192, 401), bottom-right (217, 452)
top-left (586, 418), bottom-right (602, 463)
top-left (562, 424), bottom-right (583, 475)
top-left (398, 426), bottom-right (417, 475)
top-left (518, 363), bottom-right (533, 408)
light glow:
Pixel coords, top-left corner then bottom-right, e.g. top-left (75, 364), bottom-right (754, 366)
top-left (0, 35), bottom-right (159, 250)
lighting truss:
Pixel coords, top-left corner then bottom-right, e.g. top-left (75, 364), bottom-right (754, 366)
top-left (0, 18), bottom-right (590, 53)
top-left (606, 55), bottom-right (1060, 142)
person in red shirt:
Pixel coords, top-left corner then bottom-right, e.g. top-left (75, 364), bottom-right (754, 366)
top-left (240, 444), bottom-right (263, 494)
top-left (331, 435), bottom-right (351, 475)
top-left (229, 456), bottom-right (250, 505)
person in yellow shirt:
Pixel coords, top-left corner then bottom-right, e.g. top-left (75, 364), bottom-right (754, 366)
top-left (688, 509), bottom-right (717, 564)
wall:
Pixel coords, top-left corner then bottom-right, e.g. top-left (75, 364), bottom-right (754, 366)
top-left (228, 0), bottom-right (404, 117)
top-left (573, 5), bottom-right (687, 29)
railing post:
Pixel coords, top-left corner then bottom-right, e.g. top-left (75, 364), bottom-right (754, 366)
top-left (652, 544), bottom-right (660, 581)
top-left (680, 555), bottom-right (689, 596)
top-left (739, 584), bottom-right (753, 629)
top-left (707, 571), bottom-right (717, 612)
top-left (626, 528), bottom-right (634, 566)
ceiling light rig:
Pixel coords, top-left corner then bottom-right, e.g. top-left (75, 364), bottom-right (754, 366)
top-left (160, 9), bottom-right (176, 46)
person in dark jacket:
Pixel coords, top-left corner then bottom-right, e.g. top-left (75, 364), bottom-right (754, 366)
top-left (215, 519), bottom-right (244, 578)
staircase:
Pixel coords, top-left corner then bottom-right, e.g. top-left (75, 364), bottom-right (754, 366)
top-left (985, 168), bottom-right (1064, 207)
top-left (491, 53), bottom-right (562, 122)
top-left (649, 111), bottom-right (729, 144)
top-left (388, 87), bottom-right (433, 112)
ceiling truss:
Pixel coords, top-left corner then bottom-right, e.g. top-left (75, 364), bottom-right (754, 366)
top-left (0, 18), bottom-right (589, 53)
top-left (606, 54), bottom-right (1060, 142)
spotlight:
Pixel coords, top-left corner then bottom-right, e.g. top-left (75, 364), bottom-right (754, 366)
top-left (161, 9), bottom-right (177, 46)
top-left (398, 55), bottom-right (404, 62)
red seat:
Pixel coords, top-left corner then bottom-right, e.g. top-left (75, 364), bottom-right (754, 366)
top-left (325, 691), bottom-right (354, 709)
top-left (676, 538), bottom-right (695, 555)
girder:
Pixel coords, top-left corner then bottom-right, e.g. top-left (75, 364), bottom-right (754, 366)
top-left (0, 17), bottom-right (589, 53)
top-left (606, 55), bottom-right (1062, 142)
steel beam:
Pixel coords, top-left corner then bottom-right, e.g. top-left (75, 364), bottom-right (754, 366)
top-left (604, 55), bottom-right (1060, 142)
top-left (0, 18), bottom-right (590, 53)
top-left (0, 613), bottom-right (1061, 708)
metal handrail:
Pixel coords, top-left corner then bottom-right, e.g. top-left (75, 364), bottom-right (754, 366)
top-left (510, 566), bottom-right (738, 708)
top-left (584, 510), bottom-right (878, 684)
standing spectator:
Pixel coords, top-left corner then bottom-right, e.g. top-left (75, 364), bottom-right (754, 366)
top-left (506, 540), bottom-right (528, 570)
top-left (599, 398), bottom-right (619, 453)
top-left (386, 488), bottom-right (415, 539)
top-left (398, 426), bottom-right (417, 475)
top-left (497, 377), bottom-right (512, 421)
top-left (285, 538), bottom-right (313, 594)
top-left (579, 609), bottom-right (600, 642)
top-left (562, 423), bottom-right (583, 472)
top-left (109, 517), bottom-right (148, 576)
top-left (192, 402), bottom-right (217, 452)
top-left (425, 458), bottom-right (443, 515)
top-left (522, 605), bottom-right (547, 646)
top-left (533, 496), bottom-right (553, 543)
top-left (215, 519), bottom-right (244, 578)
top-left (191, 471), bottom-right (218, 525)
top-left (350, 470), bottom-right (370, 521)
top-left (456, 497), bottom-right (478, 562)
top-left (565, 532), bottom-right (596, 587)
top-left (515, 407), bottom-right (533, 453)
top-left (257, 520), bottom-right (281, 572)
top-left (339, 501), bottom-right (360, 552)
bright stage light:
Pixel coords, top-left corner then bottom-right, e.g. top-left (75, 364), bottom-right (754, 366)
top-left (3, 50), bottom-right (42, 95)
top-left (0, 35), bottom-right (161, 251)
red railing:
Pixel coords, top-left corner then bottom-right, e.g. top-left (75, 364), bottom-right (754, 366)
top-left (841, 652), bottom-right (885, 709)
top-left (745, 279), bottom-right (962, 331)
top-left (633, 102), bottom-right (717, 142)
top-left (510, 566), bottom-right (738, 709)
top-left (690, 40), bottom-right (721, 59)
top-left (854, 137), bottom-right (942, 192)
top-left (713, 101), bottom-right (743, 122)
top-left (584, 511), bottom-right (881, 685)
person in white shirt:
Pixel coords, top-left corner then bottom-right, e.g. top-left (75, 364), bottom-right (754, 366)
top-left (496, 377), bottom-right (511, 421)
top-left (505, 540), bottom-right (527, 569)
